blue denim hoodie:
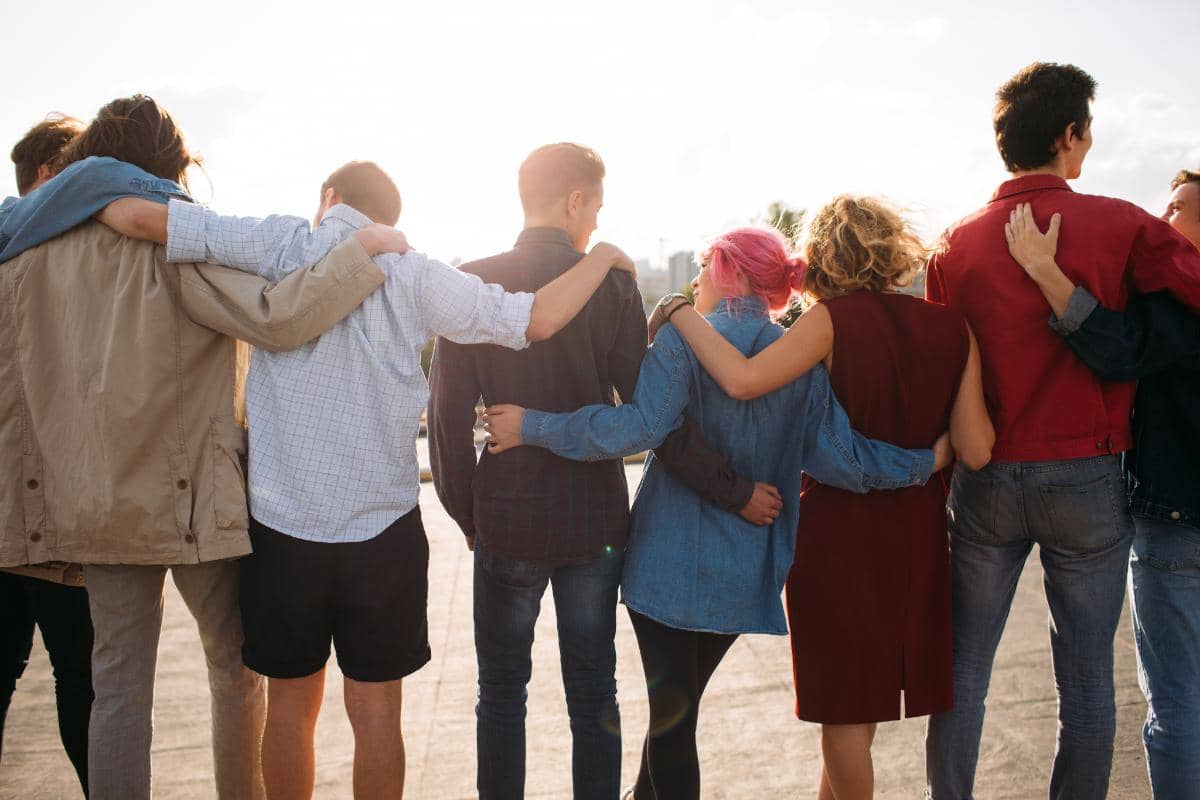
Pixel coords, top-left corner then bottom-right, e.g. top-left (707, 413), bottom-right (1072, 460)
top-left (521, 298), bottom-right (934, 634)
top-left (0, 156), bottom-right (190, 262)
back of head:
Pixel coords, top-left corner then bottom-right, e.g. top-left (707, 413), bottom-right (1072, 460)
top-left (802, 196), bottom-right (924, 300)
top-left (518, 143), bottom-right (605, 215)
top-left (994, 62), bottom-right (1096, 172)
top-left (10, 114), bottom-right (84, 195)
top-left (322, 161), bottom-right (401, 225)
top-left (56, 94), bottom-right (199, 187)
top-left (703, 227), bottom-right (802, 318)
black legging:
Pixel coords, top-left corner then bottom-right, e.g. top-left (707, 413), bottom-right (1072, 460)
top-left (0, 572), bottom-right (93, 796)
top-left (628, 608), bottom-right (738, 800)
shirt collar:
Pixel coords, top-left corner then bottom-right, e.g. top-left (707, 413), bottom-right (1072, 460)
top-left (991, 174), bottom-right (1073, 202)
top-left (515, 226), bottom-right (577, 251)
top-left (714, 295), bottom-right (769, 317)
top-left (320, 203), bottom-right (373, 230)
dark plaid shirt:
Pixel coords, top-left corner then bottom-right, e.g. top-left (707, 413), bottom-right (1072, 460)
top-left (428, 227), bottom-right (752, 566)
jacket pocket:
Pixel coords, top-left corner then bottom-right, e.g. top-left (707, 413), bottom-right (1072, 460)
top-left (211, 416), bottom-right (249, 530)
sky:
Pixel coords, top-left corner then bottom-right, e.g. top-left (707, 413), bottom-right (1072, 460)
top-left (3, 0), bottom-right (1198, 267)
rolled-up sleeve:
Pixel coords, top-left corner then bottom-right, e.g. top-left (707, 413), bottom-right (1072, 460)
top-left (417, 257), bottom-right (534, 350)
top-left (166, 200), bottom-right (311, 281)
top-left (166, 199), bottom-right (210, 263)
top-left (1048, 286), bottom-right (1100, 336)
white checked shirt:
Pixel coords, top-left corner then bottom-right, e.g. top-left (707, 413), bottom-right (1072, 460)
top-left (166, 200), bottom-right (534, 542)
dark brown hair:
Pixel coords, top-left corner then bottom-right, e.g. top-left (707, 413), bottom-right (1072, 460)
top-left (1171, 169), bottom-right (1200, 191)
top-left (994, 62), bottom-right (1096, 172)
top-left (518, 143), bottom-right (605, 214)
top-left (10, 114), bottom-right (84, 195)
top-left (56, 94), bottom-right (199, 188)
top-left (322, 161), bottom-right (401, 225)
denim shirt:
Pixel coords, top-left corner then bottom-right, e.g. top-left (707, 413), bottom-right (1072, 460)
top-left (0, 156), bottom-right (190, 262)
top-left (1050, 287), bottom-right (1200, 527)
top-left (521, 298), bottom-right (934, 634)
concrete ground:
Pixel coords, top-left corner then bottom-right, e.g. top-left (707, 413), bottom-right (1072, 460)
top-left (1, 463), bottom-right (1151, 799)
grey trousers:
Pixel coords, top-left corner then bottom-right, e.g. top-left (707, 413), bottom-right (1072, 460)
top-left (85, 561), bottom-right (266, 800)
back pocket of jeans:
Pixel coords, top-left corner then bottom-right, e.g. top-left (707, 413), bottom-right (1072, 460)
top-left (1038, 472), bottom-right (1127, 554)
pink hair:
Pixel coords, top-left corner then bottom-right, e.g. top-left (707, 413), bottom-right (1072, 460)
top-left (701, 227), bottom-right (805, 318)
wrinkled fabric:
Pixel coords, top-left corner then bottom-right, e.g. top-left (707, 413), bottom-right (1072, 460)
top-left (0, 225), bottom-right (385, 566)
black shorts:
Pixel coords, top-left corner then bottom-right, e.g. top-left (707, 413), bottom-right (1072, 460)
top-left (239, 509), bottom-right (431, 682)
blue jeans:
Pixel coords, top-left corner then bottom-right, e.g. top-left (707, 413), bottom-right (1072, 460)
top-left (1130, 514), bottom-right (1200, 799)
top-left (473, 546), bottom-right (623, 800)
top-left (925, 456), bottom-right (1134, 800)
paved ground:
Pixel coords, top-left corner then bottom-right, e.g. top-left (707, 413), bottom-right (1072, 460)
top-left (2, 463), bottom-right (1151, 798)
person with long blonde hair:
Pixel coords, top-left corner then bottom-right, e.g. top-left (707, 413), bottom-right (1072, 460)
top-left (653, 196), bottom-right (994, 799)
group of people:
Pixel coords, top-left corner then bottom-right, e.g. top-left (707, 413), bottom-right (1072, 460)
top-left (0, 59), bottom-right (1196, 800)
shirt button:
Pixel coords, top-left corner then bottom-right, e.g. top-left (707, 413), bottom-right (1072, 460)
top-left (26, 479), bottom-right (38, 490)
top-left (1171, 511), bottom-right (1182, 521)
top-left (30, 532), bottom-right (42, 542)
top-left (177, 479), bottom-right (189, 490)
top-left (184, 533), bottom-right (195, 543)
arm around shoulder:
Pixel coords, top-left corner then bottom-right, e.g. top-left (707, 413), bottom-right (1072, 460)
top-left (179, 236), bottom-right (385, 350)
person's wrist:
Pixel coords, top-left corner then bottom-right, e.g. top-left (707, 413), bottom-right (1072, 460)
top-left (1025, 256), bottom-right (1061, 283)
top-left (665, 298), bottom-right (692, 324)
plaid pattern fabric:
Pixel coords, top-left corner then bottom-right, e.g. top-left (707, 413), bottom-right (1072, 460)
top-left (166, 200), bottom-right (534, 542)
top-left (428, 228), bottom-right (644, 565)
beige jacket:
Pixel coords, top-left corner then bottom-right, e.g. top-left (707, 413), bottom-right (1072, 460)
top-left (0, 224), bottom-right (384, 566)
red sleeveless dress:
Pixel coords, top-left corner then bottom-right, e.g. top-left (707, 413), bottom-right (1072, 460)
top-left (787, 291), bottom-right (969, 724)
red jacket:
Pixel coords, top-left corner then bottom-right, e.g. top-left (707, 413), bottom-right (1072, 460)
top-left (927, 174), bottom-right (1200, 462)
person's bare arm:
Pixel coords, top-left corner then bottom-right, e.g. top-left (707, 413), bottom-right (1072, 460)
top-left (1004, 203), bottom-right (1075, 318)
top-left (525, 243), bottom-right (635, 341)
top-left (96, 197), bottom-right (168, 244)
top-left (948, 324), bottom-right (994, 470)
top-left (657, 299), bottom-right (833, 400)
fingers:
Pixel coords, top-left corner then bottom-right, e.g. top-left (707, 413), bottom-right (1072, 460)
top-left (1047, 212), bottom-right (1062, 241)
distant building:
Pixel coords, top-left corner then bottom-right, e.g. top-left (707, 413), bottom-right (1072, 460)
top-left (668, 250), bottom-right (697, 293)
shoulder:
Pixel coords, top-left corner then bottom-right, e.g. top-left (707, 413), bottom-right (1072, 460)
top-left (606, 269), bottom-right (639, 300)
top-left (1066, 190), bottom-right (1145, 218)
top-left (457, 252), bottom-right (511, 280)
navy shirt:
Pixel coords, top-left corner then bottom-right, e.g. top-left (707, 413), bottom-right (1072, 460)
top-left (1051, 287), bottom-right (1200, 526)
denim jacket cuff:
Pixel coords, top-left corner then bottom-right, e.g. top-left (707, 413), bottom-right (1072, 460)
top-left (1048, 287), bottom-right (1099, 336)
top-left (912, 449), bottom-right (936, 485)
top-left (520, 410), bottom-right (552, 448)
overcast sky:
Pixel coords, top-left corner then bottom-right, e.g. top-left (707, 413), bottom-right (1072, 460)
top-left (3, 0), bottom-right (1198, 266)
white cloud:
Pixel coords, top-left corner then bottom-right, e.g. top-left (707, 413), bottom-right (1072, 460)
top-left (909, 16), bottom-right (949, 42)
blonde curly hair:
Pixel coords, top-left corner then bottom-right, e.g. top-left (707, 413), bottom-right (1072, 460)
top-left (801, 195), bottom-right (927, 300)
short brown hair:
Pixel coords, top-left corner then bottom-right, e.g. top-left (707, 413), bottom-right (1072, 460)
top-left (1171, 169), bottom-right (1200, 191)
top-left (322, 161), bottom-right (401, 226)
top-left (801, 195), bottom-right (925, 300)
top-left (10, 114), bottom-right (84, 195)
top-left (56, 94), bottom-right (200, 187)
top-left (518, 143), bottom-right (605, 214)
top-left (994, 62), bottom-right (1096, 172)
